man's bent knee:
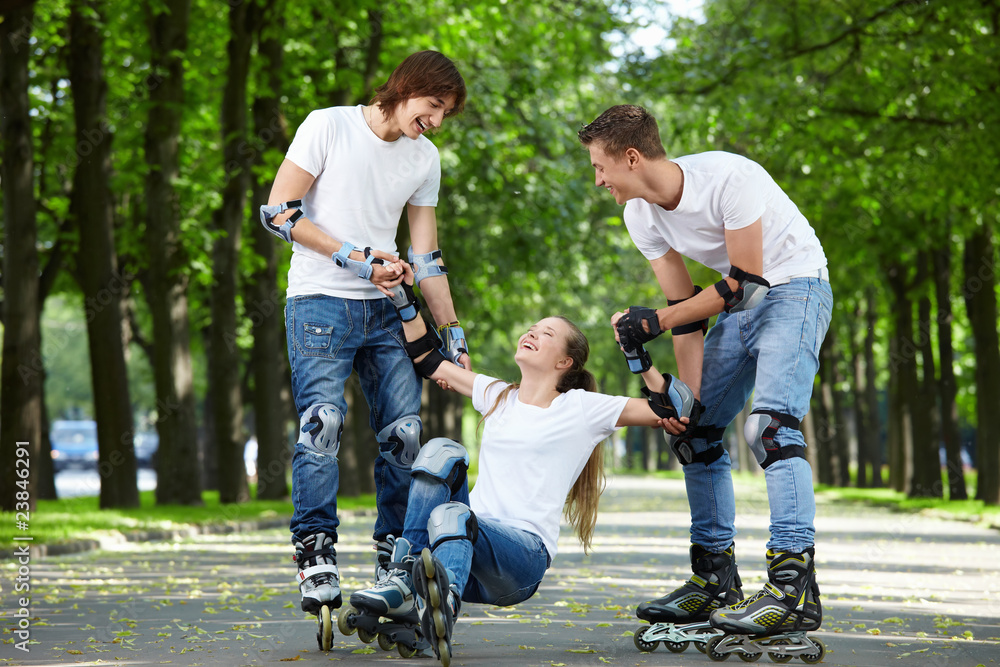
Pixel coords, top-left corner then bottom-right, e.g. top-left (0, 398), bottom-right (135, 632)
top-left (744, 410), bottom-right (806, 469)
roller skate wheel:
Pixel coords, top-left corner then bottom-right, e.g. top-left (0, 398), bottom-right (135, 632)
top-left (358, 626), bottom-right (377, 644)
top-left (706, 635), bottom-right (732, 661)
top-left (633, 626), bottom-right (659, 652)
top-left (767, 638), bottom-right (793, 663)
top-left (740, 649), bottom-right (763, 662)
top-left (421, 548), bottom-right (437, 579)
top-left (337, 604), bottom-right (357, 636)
top-left (397, 642), bottom-right (417, 659)
top-left (438, 637), bottom-right (452, 667)
top-left (665, 640), bottom-right (690, 653)
top-left (432, 608), bottom-right (448, 637)
top-left (316, 605), bottom-right (333, 652)
top-left (799, 638), bottom-right (825, 664)
top-left (377, 633), bottom-right (396, 651)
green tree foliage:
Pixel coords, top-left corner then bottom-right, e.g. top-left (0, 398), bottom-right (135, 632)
top-left (629, 0), bottom-right (999, 499)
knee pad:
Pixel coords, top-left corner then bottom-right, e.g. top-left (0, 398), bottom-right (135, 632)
top-left (744, 409), bottom-right (805, 469)
top-left (668, 424), bottom-right (726, 466)
top-left (412, 437), bottom-right (469, 493)
top-left (377, 415), bottom-right (422, 469)
top-left (427, 501), bottom-right (478, 550)
top-left (298, 403), bottom-right (343, 456)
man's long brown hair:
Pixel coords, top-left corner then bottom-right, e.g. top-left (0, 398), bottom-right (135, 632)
top-left (372, 50), bottom-right (466, 120)
top-left (479, 317), bottom-right (606, 553)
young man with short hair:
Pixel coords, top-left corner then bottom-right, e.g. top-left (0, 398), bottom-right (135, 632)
top-left (579, 105), bottom-right (831, 655)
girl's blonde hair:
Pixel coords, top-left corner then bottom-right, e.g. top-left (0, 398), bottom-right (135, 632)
top-left (480, 317), bottom-right (606, 553)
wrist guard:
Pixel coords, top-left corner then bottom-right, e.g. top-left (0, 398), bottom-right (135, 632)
top-left (616, 306), bottom-right (663, 346)
top-left (667, 285), bottom-right (709, 336)
top-left (619, 334), bottom-right (652, 374)
top-left (332, 242), bottom-right (381, 280)
top-left (438, 323), bottom-right (468, 368)
top-left (388, 282), bottom-right (420, 322)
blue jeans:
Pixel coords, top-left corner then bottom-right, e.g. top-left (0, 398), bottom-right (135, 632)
top-left (402, 473), bottom-right (550, 606)
top-left (684, 277), bottom-right (833, 554)
top-left (286, 295), bottom-right (422, 544)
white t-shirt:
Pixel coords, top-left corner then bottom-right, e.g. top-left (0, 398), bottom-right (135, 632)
top-left (469, 374), bottom-right (629, 559)
top-left (284, 105), bottom-right (441, 299)
top-left (624, 152), bottom-right (827, 283)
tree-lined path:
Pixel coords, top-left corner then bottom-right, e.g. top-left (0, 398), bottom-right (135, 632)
top-left (2, 476), bottom-right (997, 665)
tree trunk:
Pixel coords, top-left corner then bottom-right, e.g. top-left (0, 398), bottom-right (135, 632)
top-left (144, 0), bottom-right (202, 505)
top-left (801, 411), bottom-right (819, 483)
top-left (828, 330), bottom-right (852, 487)
top-left (863, 288), bottom-right (883, 487)
top-left (909, 253), bottom-right (941, 497)
top-left (933, 245), bottom-right (967, 500)
top-left (338, 375), bottom-right (363, 497)
top-left (964, 229), bottom-right (1000, 505)
top-left (248, 4), bottom-right (292, 500)
top-left (643, 427), bottom-right (657, 472)
top-left (850, 301), bottom-right (870, 488)
top-left (0, 3), bottom-right (43, 513)
top-left (208, 0), bottom-right (254, 504)
top-left (68, 0), bottom-right (140, 509)
top-left (886, 265), bottom-right (913, 493)
top-left (815, 335), bottom-right (835, 486)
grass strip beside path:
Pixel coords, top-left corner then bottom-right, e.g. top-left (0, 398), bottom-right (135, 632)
top-left (1, 490), bottom-right (377, 548)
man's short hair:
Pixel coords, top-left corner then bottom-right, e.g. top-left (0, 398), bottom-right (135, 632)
top-left (578, 105), bottom-right (666, 160)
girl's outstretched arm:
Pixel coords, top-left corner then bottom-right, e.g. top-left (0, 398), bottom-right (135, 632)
top-left (396, 265), bottom-right (477, 398)
top-left (615, 364), bottom-right (692, 434)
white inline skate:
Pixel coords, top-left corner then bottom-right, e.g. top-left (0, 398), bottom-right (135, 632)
top-left (293, 532), bottom-right (341, 651)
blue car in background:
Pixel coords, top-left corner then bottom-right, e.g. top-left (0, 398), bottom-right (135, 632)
top-left (134, 431), bottom-right (159, 469)
top-left (50, 420), bottom-right (99, 472)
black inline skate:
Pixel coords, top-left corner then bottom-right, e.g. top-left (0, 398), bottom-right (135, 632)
top-left (633, 543), bottom-right (743, 654)
top-left (293, 532), bottom-right (341, 651)
top-left (706, 548), bottom-right (825, 663)
top-left (339, 536), bottom-right (429, 658)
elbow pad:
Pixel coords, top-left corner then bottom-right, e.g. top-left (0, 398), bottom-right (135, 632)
top-left (714, 266), bottom-right (770, 313)
top-left (667, 285), bottom-right (709, 336)
top-left (408, 246), bottom-right (448, 286)
top-left (642, 373), bottom-right (696, 421)
top-left (259, 200), bottom-right (303, 243)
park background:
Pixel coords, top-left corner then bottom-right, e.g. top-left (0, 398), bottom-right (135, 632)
top-left (1, 0), bottom-right (998, 527)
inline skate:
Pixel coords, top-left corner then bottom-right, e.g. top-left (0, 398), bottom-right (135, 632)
top-left (633, 543), bottom-right (743, 654)
top-left (413, 548), bottom-right (460, 667)
top-left (705, 548), bottom-right (825, 663)
top-left (293, 532), bottom-right (341, 651)
top-left (339, 537), bottom-right (429, 658)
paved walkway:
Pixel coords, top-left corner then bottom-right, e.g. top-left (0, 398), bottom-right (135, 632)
top-left (2, 475), bottom-right (998, 666)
